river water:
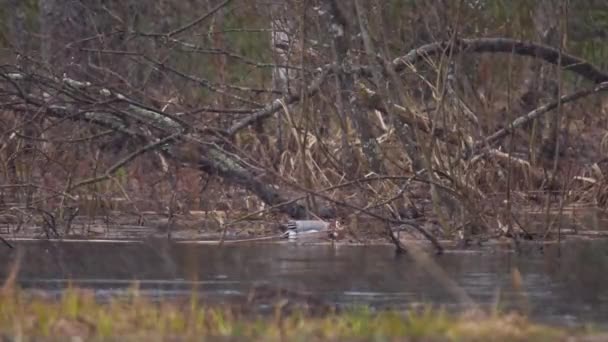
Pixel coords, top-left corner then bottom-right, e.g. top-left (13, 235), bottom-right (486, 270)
top-left (1, 238), bottom-right (608, 327)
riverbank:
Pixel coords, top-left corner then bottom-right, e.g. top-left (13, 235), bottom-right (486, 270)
top-left (0, 286), bottom-right (602, 341)
top-left (3, 203), bottom-right (608, 245)
top-left (2, 238), bottom-right (608, 340)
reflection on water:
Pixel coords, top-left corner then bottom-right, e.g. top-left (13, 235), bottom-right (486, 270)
top-left (1, 239), bottom-right (608, 327)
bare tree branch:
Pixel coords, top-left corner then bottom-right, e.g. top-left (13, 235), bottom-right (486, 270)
top-left (168, 0), bottom-right (233, 37)
top-left (387, 38), bottom-right (608, 84)
top-left (225, 66), bottom-right (333, 137)
top-left (68, 132), bottom-right (181, 191)
top-left (469, 81), bottom-right (608, 160)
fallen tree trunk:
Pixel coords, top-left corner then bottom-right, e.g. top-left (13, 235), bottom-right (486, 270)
top-left (169, 140), bottom-right (308, 218)
top-left (2, 69), bottom-right (312, 219)
top-left (384, 37), bottom-right (608, 84)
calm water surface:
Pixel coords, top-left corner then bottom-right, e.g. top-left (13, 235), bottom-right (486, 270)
top-left (1, 239), bottom-right (608, 327)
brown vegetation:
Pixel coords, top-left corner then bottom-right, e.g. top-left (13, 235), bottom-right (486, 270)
top-left (1, 1), bottom-right (608, 252)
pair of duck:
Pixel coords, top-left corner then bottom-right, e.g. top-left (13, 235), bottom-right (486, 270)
top-left (281, 219), bottom-right (343, 241)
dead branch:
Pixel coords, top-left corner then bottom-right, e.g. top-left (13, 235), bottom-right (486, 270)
top-left (225, 66), bottom-right (333, 137)
top-left (469, 81), bottom-right (608, 159)
top-left (68, 132), bottom-right (181, 191)
top-left (387, 38), bottom-right (608, 84)
top-left (167, 0), bottom-right (233, 37)
top-left (228, 37), bottom-right (608, 146)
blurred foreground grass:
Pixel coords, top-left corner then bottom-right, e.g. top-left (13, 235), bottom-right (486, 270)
top-left (0, 286), bottom-right (603, 341)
